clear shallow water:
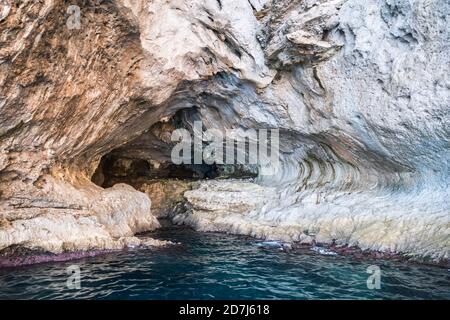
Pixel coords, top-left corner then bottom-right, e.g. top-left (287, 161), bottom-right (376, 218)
top-left (0, 225), bottom-right (448, 300)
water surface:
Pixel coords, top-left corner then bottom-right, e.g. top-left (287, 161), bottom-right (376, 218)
top-left (0, 225), bottom-right (448, 299)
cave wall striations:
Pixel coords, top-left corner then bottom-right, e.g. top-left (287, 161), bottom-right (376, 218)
top-left (0, 0), bottom-right (448, 261)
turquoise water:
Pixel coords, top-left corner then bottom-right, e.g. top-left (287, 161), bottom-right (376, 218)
top-left (0, 225), bottom-right (448, 300)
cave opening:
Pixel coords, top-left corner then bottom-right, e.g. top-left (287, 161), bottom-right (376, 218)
top-left (90, 104), bottom-right (260, 218)
top-left (91, 152), bottom-right (258, 218)
top-left (91, 153), bottom-right (225, 188)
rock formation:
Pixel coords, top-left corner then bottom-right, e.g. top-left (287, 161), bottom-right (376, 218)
top-left (0, 0), bottom-right (448, 262)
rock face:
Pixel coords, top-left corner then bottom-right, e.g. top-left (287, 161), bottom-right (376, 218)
top-left (0, 0), bottom-right (449, 261)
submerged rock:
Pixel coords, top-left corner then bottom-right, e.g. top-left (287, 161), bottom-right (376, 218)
top-left (254, 241), bottom-right (292, 251)
top-left (311, 246), bottom-right (338, 256)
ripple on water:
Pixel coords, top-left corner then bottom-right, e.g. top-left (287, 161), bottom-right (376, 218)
top-left (0, 226), bottom-right (448, 300)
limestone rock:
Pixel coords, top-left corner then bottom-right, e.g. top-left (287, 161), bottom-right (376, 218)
top-left (139, 179), bottom-right (194, 218)
top-left (0, 0), bottom-right (448, 262)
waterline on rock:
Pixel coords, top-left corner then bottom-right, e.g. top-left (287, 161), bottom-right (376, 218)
top-left (0, 225), bottom-right (448, 300)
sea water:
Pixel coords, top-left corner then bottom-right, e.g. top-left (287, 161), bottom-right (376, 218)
top-left (0, 225), bottom-right (448, 300)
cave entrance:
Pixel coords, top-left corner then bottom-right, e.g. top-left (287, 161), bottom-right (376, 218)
top-left (91, 154), bottom-right (224, 188)
top-left (91, 153), bottom-right (258, 218)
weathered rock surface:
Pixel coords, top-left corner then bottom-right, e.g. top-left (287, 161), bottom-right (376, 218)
top-left (136, 179), bottom-right (194, 218)
top-left (0, 179), bottom-right (161, 254)
top-left (0, 0), bottom-right (449, 262)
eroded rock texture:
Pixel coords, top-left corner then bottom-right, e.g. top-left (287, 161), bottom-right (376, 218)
top-left (0, 0), bottom-right (449, 261)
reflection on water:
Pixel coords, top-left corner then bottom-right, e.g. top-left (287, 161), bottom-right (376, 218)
top-left (0, 225), bottom-right (448, 300)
